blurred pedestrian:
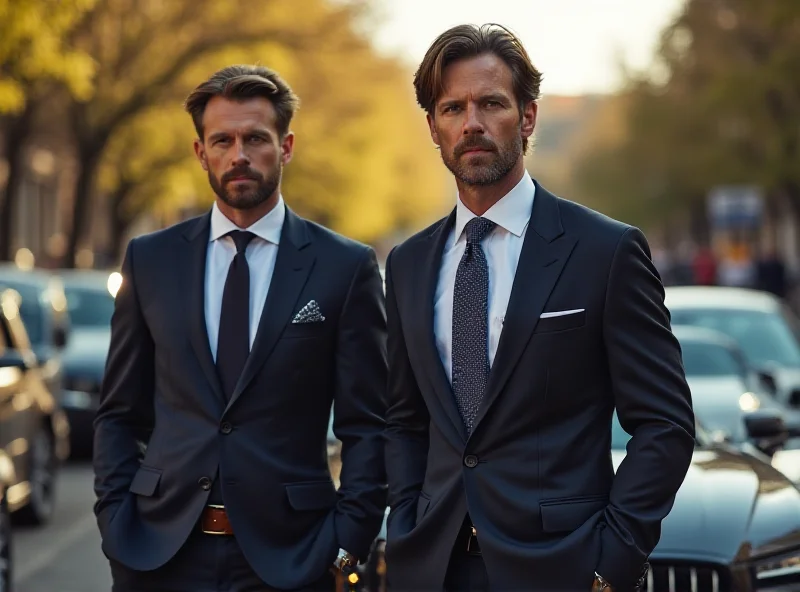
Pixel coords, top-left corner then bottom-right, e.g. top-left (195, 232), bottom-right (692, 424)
top-left (93, 64), bottom-right (387, 591)
top-left (383, 24), bottom-right (695, 592)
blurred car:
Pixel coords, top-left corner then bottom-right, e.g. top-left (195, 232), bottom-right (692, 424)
top-left (0, 264), bottom-right (70, 407)
top-left (0, 450), bottom-right (12, 591)
top-left (666, 286), bottom-right (800, 411)
top-left (674, 325), bottom-right (800, 447)
top-left (346, 412), bottom-right (800, 592)
top-left (55, 269), bottom-right (119, 456)
top-left (0, 288), bottom-right (70, 526)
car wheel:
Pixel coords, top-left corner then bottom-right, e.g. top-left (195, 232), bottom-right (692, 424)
top-left (0, 491), bottom-right (11, 592)
top-left (15, 428), bottom-right (56, 526)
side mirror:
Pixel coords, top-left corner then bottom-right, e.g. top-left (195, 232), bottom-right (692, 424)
top-left (53, 326), bottom-right (68, 349)
top-left (744, 409), bottom-right (789, 456)
top-left (757, 370), bottom-right (778, 395)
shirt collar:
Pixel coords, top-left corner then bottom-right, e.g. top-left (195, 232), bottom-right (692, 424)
top-left (453, 170), bottom-right (535, 242)
top-left (209, 195), bottom-right (285, 245)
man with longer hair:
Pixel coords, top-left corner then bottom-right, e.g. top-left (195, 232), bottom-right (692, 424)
top-left (383, 24), bottom-right (695, 591)
top-left (93, 65), bottom-right (387, 591)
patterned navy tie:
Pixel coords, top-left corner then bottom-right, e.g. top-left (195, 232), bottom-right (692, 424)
top-left (452, 216), bottom-right (496, 433)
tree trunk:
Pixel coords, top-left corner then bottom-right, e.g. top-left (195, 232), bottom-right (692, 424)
top-left (63, 144), bottom-right (103, 268)
top-left (0, 103), bottom-right (36, 261)
top-left (108, 184), bottom-right (133, 264)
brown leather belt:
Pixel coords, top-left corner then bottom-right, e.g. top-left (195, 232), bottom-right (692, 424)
top-left (200, 505), bottom-right (234, 535)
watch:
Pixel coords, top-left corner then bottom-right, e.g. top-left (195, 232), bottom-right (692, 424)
top-left (593, 572), bottom-right (612, 591)
top-left (333, 548), bottom-right (358, 572)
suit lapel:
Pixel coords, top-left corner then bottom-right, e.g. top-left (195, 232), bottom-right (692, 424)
top-left (183, 213), bottom-right (226, 404)
top-left (472, 184), bottom-right (578, 434)
top-left (224, 208), bottom-right (315, 413)
top-left (416, 209), bottom-right (468, 441)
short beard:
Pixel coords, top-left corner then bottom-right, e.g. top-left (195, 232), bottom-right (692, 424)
top-left (209, 165), bottom-right (281, 210)
top-left (442, 133), bottom-right (522, 186)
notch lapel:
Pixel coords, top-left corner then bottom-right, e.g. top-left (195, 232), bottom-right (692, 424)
top-left (414, 209), bottom-right (468, 442)
top-left (224, 208), bottom-right (315, 413)
top-left (472, 185), bottom-right (578, 434)
top-left (183, 212), bottom-right (226, 404)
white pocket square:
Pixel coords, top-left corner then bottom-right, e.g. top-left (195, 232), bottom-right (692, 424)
top-left (540, 308), bottom-right (585, 319)
top-left (292, 300), bottom-right (325, 324)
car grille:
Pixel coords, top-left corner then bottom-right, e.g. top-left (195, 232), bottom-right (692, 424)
top-left (644, 562), bottom-right (732, 592)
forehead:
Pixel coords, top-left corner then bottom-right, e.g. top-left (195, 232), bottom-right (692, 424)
top-left (438, 53), bottom-right (515, 102)
top-left (201, 96), bottom-right (277, 137)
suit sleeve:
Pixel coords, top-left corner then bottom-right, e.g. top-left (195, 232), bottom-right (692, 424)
top-left (92, 238), bottom-right (155, 534)
top-left (384, 248), bottom-right (430, 534)
top-left (332, 245), bottom-right (388, 560)
top-left (597, 227), bottom-right (695, 590)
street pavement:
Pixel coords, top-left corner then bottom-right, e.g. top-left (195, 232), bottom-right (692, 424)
top-left (12, 461), bottom-right (111, 592)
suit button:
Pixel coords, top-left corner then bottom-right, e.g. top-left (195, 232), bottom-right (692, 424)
top-left (464, 455), bottom-right (478, 468)
top-left (220, 422), bottom-right (233, 434)
top-left (198, 476), bottom-right (212, 490)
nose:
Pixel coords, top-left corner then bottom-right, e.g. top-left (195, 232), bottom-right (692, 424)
top-left (462, 102), bottom-right (485, 135)
top-left (230, 137), bottom-right (250, 167)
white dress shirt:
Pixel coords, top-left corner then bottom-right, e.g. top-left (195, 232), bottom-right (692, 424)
top-left (205, 197), bottom-right (285, 361)
top-left (434, 171), bottom-right (535, 382)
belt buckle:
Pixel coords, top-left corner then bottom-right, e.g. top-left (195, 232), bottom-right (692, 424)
top-left (201, 504), bottom-right (228, 535)
top-left (466, 526), bottom-right (478, 553)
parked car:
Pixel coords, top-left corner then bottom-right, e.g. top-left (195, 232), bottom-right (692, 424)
top-left (55, 269), bottom-right (118, 455)
top-left (673, 324), bottom-right (800, 447)
top-left (666, 286), bottom-right (800, 410)
top-left (0, 450), bottom-right (12, 591)
top-left (0, 264), bottom-right (70, 410)
top-left (341, 411), bottom-right (800, 592)
top-left (0, 287), bottom-right (71, 526)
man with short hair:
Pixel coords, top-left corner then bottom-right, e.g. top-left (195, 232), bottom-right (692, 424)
top-left (384, 25), bottom-right (695, 591)
top-left (94, 64), bottom-right (387, 591)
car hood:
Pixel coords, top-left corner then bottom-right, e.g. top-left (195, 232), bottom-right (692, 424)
top-left (611, 448), bottom-right (800, 562)
top-left (61, 327), bottom-right (110, 375)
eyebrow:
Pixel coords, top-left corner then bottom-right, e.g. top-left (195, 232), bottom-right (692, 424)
top-left (207, 128), bottom-right (272, 142)
top-left (438, 93), bottom-right (512, 109)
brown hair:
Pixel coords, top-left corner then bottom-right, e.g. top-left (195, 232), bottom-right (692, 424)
top-left (184, 65), bottom-right (300, 140)
top-left (414, 24), bottom-right (542, 151)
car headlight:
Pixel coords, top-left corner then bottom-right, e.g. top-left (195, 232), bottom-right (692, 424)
top-left (751, 549), bottom-right (800, 586)
top-left (739, 392), bottom-right (761, 412)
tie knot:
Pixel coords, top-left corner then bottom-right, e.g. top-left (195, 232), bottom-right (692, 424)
top-left (227, 230), bottom-right (255, 254)
top-left (465, 217), bottom-right (496, 245)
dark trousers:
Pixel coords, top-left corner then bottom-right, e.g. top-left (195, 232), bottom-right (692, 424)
top-left (109, 529), bottom-right (335, 592)
top-left (444, 518), bottom-right (489, 592)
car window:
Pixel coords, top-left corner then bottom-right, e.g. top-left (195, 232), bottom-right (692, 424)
top-left (64, 286), bottom-right (115, 328)
top-left (0, 282), bottom-right (44, 344)
top-left (670, 308), bottom-right (800, 368)
top-left (679, 340), bottom-right (746, 378)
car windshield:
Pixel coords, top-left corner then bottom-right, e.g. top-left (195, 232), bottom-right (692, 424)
top-left (0, 281), bottom-right (43, 344)
top-left (670, 308), bottom-right (800, 368)
top-left (679, 340), bottom-right (745, 378)
top-left (64, 286), bottom-right (115, 328)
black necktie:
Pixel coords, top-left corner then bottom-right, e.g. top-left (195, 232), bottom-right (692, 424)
top-left (451, 217), bottom-right (496, 433)
top-left (216, 230), bottom-right (255, 400)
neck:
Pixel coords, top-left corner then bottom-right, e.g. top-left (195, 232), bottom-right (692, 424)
top-left (216, 192), bottom-right (280, 229)
top-left (456, 159), bottom-right (526, 216)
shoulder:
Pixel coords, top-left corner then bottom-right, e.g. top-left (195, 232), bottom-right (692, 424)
top-left (552, 194), bottom-right (644, 253)
top-left (388, 214), bottom-right (451, 266)
top-left (298, 217), bottom-right (377, 276)
top-left (125, 214), bottom-right (206, 258)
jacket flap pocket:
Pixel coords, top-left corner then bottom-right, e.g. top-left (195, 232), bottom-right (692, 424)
top-left (129, 465), bottom-right (162, 497)
top-left (535, 310), bottom-right (586, 334)
top-left (282, 321), bottom-right (326, 340)
top-left (285, 481), bottom-right (337, 511)
top-left (416, 492), bottom-right (431, 524)
top-left (540, 496), bottom-right (606, 533)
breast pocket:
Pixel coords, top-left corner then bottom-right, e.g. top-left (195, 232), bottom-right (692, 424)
top-left (281, 321), bottom-right (327, 340)
top-left (534, 310), bottom-right (586, 334)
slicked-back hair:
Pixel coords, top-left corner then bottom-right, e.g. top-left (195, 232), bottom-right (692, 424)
top-left (414, 24), bottom-right (542, 151)
top-left (184, 65), bottom-right (300, 140)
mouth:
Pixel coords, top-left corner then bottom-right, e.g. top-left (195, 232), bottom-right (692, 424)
top-left (460, 146), bottom-right (494, 156)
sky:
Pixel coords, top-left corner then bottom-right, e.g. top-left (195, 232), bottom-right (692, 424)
top-left (369, 0), bottom-right (687, 95)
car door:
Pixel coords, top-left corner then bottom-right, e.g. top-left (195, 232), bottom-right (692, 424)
top-left (0, 289), bottom-right (41, 510)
